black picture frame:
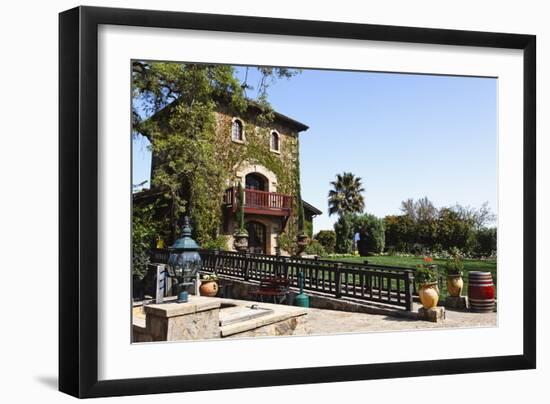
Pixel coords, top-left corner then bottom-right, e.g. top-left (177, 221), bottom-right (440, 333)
top-left (59, 6), bottom-right (536, 398)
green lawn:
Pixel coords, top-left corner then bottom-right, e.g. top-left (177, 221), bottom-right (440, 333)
top-left (325, 255), bottom-right (497, 300)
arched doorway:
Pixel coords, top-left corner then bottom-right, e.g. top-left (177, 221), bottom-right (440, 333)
top-left (245, 173), bottom-right (267, 191)
top-left (246, 221), bottom-right (266, 254)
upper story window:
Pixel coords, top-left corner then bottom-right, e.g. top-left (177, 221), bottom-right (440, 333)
top-left (270, 130), bottom-right (280, 153)
top-left (231, 118), bottom-right (244, 142)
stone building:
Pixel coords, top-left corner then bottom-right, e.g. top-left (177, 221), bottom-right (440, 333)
top-left (216, 103), bottom-right (321, 254)
top-left (137, 99), bottom-right (322, 255)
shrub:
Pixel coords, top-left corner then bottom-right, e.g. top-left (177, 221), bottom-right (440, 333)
top-left (334, 214), bottom-right (354, 254)
top-left (436, 207), bottom-right (476, 253)
top-left (132, 204), bottom-right (159, 279)
top-left (201, 273), bottom-right (219, 281)
top-left (384, 214), bottom-right (416, 253)
top-left (354, 213), bottom-right (385, 255)
top-left (415, 257), bottom-right (438, 285)
top-left (475, 227), bottom-right (497, 256)
top-left (297, 197), bottom-right (306, 235)
top-left (304, 220), bottom-right (313, 239)
top-left (444, 248), bottom-right (464, 275)
top-left (304, 239), bottom-right (326, 256)
top-left (235, 183), bottom-right (246, 235)
top-left (314, 230), bottom-right (336, 254)
top-left (279, 226), bottom-right (298, 256)
top-left (201, 235), bottom-right (229, 251)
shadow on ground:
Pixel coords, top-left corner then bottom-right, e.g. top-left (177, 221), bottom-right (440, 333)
top-left (382, 315), bottom-right (418, 323)
top-left (35, 375), bottom-right (58, 390)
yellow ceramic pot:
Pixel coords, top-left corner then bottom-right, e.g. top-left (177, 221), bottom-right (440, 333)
top-left (419, 282), bottom-right (439, 309)
top-left (199, 281), bottom-right (219, 297)
top-left (446, 274), bottom-right (464, 297)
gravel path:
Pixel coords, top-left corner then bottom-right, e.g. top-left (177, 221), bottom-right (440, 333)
top-left (292, 304), bottom-right (497, 336)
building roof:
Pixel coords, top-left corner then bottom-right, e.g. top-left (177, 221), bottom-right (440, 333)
top-left (132, 188), bottom-right (164, 203)
top-left (245, 100), bottom-right (309, 132)
top-left (139, 96), bottom-right (309, 138)
top-left (302, 200), bottom-right (322, 216)
top-left (272, 110), bottom-right (309, 132)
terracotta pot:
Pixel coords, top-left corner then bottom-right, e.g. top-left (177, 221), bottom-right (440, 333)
top-left (199, 280), bottom-right (219, 297)
top-left (446, 273), bottom-right (464, 297)
top-left (418, 282), bottom-right (439, 309)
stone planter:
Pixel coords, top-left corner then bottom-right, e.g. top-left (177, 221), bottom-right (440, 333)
top-left (233, 232), bottom-right (249, 252)
top-left (418, 282), bottom-right (439, 309)
top-left (446, 273), bottom-right (464, 297)
top-left (296, 234), bottom-right (309, 256)
top-left (199, 280), bottom-right (219, 297)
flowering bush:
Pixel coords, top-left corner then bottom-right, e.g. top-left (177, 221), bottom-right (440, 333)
top-left (201, 274), bottom-right (219, 282)
top-left (415, 257), bottom-right (438, 284)
top-left (444, 248), bottom-right (464, 275)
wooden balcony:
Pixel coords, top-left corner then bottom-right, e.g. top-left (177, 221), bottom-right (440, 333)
top-left (224, 187), bottom-right (292, 216)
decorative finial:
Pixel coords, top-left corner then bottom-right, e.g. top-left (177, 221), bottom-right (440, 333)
top-left (181, 216), bottom-right (192, 237)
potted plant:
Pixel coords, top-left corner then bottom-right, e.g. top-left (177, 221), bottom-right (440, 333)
top-left (444, 250), bottom-right (464, 297)
top-left (295, 196), bottom-right (309, 255)
top-left (233, 183), bottom-right (249, 252)
top-left (199, 274), bottom-right (219, 297)
top-left (416, 257), bottom-right (439, 309)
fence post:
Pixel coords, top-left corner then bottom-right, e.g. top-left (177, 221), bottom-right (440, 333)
top-left (274, 250), bottom-right (281, 276)
top-left (243, 253), bottom-right (250, 281)
top-left (155, 264), bottom-right (166, 304)
top-left (335, 263), bottom-right (342, 298)
top-left (404, 270), bottom-right (414, 311)
top-left (213, 249), bottom-right (219, 273)
top-left (282, 256), bottom-right (290, 279)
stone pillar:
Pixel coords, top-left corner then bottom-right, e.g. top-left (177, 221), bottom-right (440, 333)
top-left (418, 306), bottom-right (446, 322)
top-left (144, 296), bottom-right (221, 341)
top-left (445, 296), bottom-right (468, 310)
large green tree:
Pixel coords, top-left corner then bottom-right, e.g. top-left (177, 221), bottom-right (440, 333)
top-left (328, 172), bottom-right (365, 217)
top-left (132, 62), bottom-right (299, 244)
top-left (385, 197), bottom-right (495, 255)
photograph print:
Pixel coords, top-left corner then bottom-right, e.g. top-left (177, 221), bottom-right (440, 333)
top-left (131, 60), bottom-right (497, 343)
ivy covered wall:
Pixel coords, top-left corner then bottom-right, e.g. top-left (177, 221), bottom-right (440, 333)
top-left (214, 105), bottom-right (304, 253)
top-left (214, 104), bottom-right (300, 195)
top-left (145, 101), bottom-right (305, 251)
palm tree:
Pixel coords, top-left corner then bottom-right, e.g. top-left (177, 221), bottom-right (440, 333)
top-left (328, 172), bottom-right (365, 216)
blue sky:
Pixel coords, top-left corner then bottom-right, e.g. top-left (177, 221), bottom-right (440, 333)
top-left (133, 66), bottom-right (497, 231)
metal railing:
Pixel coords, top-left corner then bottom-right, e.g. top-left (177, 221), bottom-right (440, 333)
top-left (223, 187), bottom-right (292, 213)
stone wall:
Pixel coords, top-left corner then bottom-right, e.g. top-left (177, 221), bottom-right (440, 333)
top-left (133, 297), bottom-right (221, 342)
top-left (132, 295), bottom-right (309, 342)
top-left (225, 317), bottom-right (301, 338)
top-left (217, 276), bottom-right (417, 319)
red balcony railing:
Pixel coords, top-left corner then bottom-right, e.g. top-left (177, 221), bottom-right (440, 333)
top-left (224, 187), bottom-right (292, 216)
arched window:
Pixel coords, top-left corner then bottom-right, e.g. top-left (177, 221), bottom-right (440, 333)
top-left (231, 118), bottom-right (244, 142)
top-left (245, 172), bottom-right (267, 191)
top-left (270, 131), bottom-right (280, 152)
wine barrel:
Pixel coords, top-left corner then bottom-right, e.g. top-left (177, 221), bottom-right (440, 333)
top-left (468, 271), bottom-right (495, 312)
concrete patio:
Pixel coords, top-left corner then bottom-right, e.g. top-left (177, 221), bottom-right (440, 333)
top-left (133, 295), bottom-right (496, 342)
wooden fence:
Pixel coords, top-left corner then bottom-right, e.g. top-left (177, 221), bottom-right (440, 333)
top-left (151, 249), bottom-right (416, 311)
